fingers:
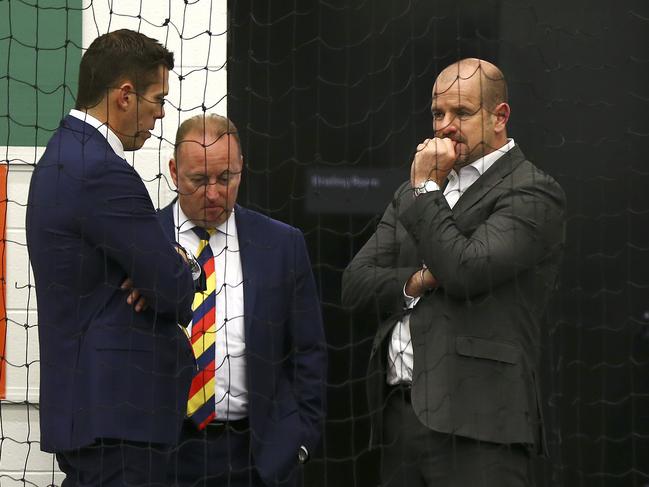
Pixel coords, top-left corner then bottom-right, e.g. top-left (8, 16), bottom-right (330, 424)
top-left (416, 139), bottom-right (431, 152)
top-left (415, 137), bottom-right (453, 160)
top-left (175, 245), bottom-right (190, 264)
top-left (405, 266), bottom-right (438, 297)
top-left (439, 137), bottom-right (456, 159)
top-left (127, 289), bottom-right (148, 312)
top-left (123, 282), bottom-right (148, 312)
top-left (126, 288), bottom-right (140, 306)
top-left (405, 269), bottom-right (425, 298)
top-left (412, 136), bottom-right (456, 182)
top-left (422, 269), bottom-right (437, 289)
top-left (134, 296), bottom-right (148, 312)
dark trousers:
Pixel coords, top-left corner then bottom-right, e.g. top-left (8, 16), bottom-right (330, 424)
top-left (381, 386), bottom-right (534, 487)
top-left (168, 419), bottom-right (288, 487)
top-left (56, 439), bottom-right (171, 487)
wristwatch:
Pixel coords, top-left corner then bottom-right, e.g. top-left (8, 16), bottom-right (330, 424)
top-left (413, 179), bottom-right (440, 197)
top-left (175, 244), bottom-right (203, 284)
top-left (188, 255), bottom-right (202, 281)
top-left (298, 445), bottom-right (310, 464)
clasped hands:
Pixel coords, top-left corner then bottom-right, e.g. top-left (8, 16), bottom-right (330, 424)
top-left (405, 137), bottom-right (456, 296)
top-left (410, 137), bottom-right (457, 190)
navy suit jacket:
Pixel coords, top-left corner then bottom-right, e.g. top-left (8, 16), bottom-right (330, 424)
top-left (26, 115), bottom-right (196, 453)
top-left (158, 203), bottom-right (327, 485)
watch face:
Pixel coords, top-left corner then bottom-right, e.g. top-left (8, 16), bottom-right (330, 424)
top-left (424, 180), bottom-right (438, 192)
top-left (298, 448), bottom-right (309, 463)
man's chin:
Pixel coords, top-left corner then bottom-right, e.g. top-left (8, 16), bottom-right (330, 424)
top-left (123, 134), bottom-right (149, 151)
top-left (455, 144), bottom-right (494, 168)
top-left (194, 211), bottom-right (229, 229)
top-left (138, 131), bottom-right (152, 144)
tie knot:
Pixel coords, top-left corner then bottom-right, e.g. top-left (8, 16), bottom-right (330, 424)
top-left (192, 226), bottom-right (215, 242)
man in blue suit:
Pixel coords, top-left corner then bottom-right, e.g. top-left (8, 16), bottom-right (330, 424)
top-left (160, 113), bottom-right (327, 487)
top-left (26, 29), bottom-right (199, 486)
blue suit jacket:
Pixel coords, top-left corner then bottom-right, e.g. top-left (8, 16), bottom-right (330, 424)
top-left (26, 115), bottom-right (196, 453)
top-left (158, 203), bottom-right (327, 485)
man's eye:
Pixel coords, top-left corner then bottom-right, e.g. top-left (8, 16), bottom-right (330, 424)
top-left (432, 112), bottom-right (444, 120)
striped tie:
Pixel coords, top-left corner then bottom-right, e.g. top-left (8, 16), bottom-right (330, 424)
top-left (187, 226), bottom-right (217, 429)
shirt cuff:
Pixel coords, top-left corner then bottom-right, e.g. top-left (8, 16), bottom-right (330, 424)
top-left (413, 179), bottom-right (441, 196)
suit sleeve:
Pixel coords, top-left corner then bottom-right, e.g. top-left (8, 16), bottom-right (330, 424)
top-left (341, 182), bottom-right (419, 316)
top-left (288, 228), bottom-right (327, 454)
top-left (399, 171), bottom-right (566, 299)
top-left (82, 158), bottom-right (195, 322)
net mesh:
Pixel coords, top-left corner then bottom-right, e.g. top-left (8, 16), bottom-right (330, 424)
top-left (1, 0), bottom-right (648, 486)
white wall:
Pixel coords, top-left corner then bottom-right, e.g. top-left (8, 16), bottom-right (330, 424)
top-left (1, 1), bottom-right (227, 483)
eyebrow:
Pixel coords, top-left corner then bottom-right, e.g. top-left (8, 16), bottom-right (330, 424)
top-left (431, 102), bottom-right (477, 112)
top-left (187, 169), bottom-right (237, 178)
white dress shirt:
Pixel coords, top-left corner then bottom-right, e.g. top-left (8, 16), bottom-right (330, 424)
top-left (69, 109), bottom-right (125, 159)
top-left (387, 139), bottom-right (516, 385)
top-left (174, 202), bottom-right (248, 419)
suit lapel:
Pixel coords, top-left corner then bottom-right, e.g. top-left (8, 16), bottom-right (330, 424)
top-left (451, 145), bottom-right (526, 215)
top-left (234, 205), bottom-right (259, 338)
top-left (158, 202), bottom-right (177, 241)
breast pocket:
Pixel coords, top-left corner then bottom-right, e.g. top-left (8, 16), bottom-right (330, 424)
top-left (455, 335), bottom-right (520, 364)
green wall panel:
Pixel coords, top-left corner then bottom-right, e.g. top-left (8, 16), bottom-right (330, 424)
top-left (1, 0), bottom-right (82, 147)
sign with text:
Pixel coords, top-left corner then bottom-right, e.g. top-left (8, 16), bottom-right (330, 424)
top-left (305, 167), bottom-right (407, 215)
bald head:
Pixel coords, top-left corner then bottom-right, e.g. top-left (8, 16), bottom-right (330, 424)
top-left (430, 58), bottom-right (511, 166)
top-left (435, 58), bottom-right (508, 113)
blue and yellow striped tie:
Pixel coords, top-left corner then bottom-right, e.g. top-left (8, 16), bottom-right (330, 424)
top-left (186, 226), bottom-right (217, 429)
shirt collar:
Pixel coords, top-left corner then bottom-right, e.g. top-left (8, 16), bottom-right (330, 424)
top-left (69, 109), bottom-right (126, 159)
top-left (173, 200), bottom-right (238, 238)
top-left (463, 138), bottom-right (515, 177)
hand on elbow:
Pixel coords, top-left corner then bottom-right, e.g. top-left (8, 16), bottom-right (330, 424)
top-left (405, 267), bottom-right (437, 298)
top-left (120, 278), bottom-right (148, 312)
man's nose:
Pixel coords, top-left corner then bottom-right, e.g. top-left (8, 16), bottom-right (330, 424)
top-left (436, 115), bottom-right (458, 136)
top-left (205, 182), bottom-right (221, 202)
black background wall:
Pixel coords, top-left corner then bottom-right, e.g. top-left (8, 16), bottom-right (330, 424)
top-left (227, 1), bottom-right (649, 485)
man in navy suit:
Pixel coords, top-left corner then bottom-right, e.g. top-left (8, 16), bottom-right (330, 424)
top-left (160, 113), bottom-right (327, 487)
top-left (26, 29), bottom-right (199, 486)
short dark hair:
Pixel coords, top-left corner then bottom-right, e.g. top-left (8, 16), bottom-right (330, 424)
top-left (75, 29), bottom-right (174, 110)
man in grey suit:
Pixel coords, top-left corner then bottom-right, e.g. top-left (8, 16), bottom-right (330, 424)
top-left (342, 58), bottom-right (566, 486)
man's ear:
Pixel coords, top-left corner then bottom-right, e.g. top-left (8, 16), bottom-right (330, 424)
top-left (493, 102), bottom-right (510, 133)
top-left (169, 158), bottom-right (178, 187)
top-left (115, 81), bottom-right (135, 111)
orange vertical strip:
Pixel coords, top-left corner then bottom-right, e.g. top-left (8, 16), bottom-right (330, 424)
top-left (0, 163), bottom-right (7, 398)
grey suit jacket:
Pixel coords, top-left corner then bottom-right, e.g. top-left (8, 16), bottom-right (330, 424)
top-left (341, 145), bottom-right (566, 453)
